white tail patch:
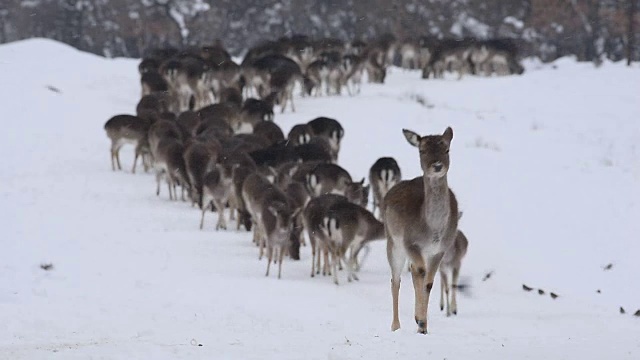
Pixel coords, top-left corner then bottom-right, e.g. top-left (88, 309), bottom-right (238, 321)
top-left (385, 169), bottom-right (395, 183)
top-left (266, 174), bottom-right (276, 184)
top-left (307, 173), bottom-right (318, 189)
top-left (235, 122), bottom-right (253, 134)
top-left (323, 216), bottom-right (340, 242)
top-left (380, 169), bottom-right (388, 184)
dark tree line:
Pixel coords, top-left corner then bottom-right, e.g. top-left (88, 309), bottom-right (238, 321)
top-left (1, 0), bottom-right (638, 63)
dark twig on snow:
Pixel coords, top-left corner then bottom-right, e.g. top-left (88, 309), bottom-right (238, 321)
top-left (46, 85), bottom-right (62, 93)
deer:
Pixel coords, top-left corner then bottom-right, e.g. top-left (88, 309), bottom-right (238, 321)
top-left (439, 229), bottom-right (469, 317)
top-left (242, 172), bottom-right (300, 278)
top-left (200, 164), bottom-right (234, 230)
top-left (319, 201), bottom-right (385, 285)
top-left (307, 117), bottom-right (344, 162)
top-left (384, 127), bottom-right (459, 334)
top-left (184, 140), bottom-right (219, 209)
top-left (232, 98), bottom-right (275, 134)
top-left (152, 137), bottom-right (189, 201)
top-left (306, 163), bottom-right (368, 207)
top-left (303, 194), bottom-right (351, 278)
top-left (341, 54), bottom-right (365, 96)
top-left (369, 157), bottom-right (402, 219)
top-left (287, 124), bottom-right (313, 147)
top-left (253, 121), bottom-right (285, 146)
top-left (103, 115), bottom-right (152, 174)
top-left (140, 71), bottom-right (168, 98)
top-left (304, 59), bottom-right (329, 97)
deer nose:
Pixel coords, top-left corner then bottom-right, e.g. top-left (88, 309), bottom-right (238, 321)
top-left (433, 163), bottom-right (443, 172)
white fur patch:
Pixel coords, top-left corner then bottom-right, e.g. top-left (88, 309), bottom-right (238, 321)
top-left (235, 122), bottom-right (253, 134)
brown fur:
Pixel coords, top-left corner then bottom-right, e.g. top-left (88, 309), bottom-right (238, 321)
top-left (320, 202), bottom-right (385, 284)
top-left (384, 127), bottom-right (458, 334)
top-left (369, 157), bottom-right (402, 219)
top-left (242, 172), bottom-right (299, 278)
top-left (104, 115), bottom-right (152, 173)
top-left (439, 230), bottom-right (469, 316)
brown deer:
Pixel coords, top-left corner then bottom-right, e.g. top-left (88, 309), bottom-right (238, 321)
top-left (302, 194), bottom-right (350, 278)
top-left (369, 157), bottom-right (401, 219)
top-left (103, 115), bottom-right (151, 173)
top-left (242, 172), bottom-right (300, 278)
top-left (200, 164), bottom-right (233, 230)
top-left (384, 127), bottom-right (458, 334)
top-left (319, 201), bottom-right (385, 285)
top-left (439, 229), bottom-right (469, 317)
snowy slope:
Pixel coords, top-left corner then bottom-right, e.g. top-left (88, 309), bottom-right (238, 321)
top-left (0, 38), bottom-right (639, 359)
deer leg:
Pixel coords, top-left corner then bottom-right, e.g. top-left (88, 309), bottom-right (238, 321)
top-left (172, 182), bottom-right (178, 201)
top-left (110, 145), bottom-right (116, 171)
top-left (317, 241), bottom-right (323, 275)
top-left (258, 225), bottom-right (267, 260)
top-left (323, 245), bottom-right (331, 276)
top-left (214, 200), bottom-right (226, 230)
top-left (229, 197), bottom-right (237, 221)
top-left (144, 153), bottom-right (151, 172)
top-left (167, 178), bottom-right (174, 201)
top-left (309, 234), bottom-right (316, 277)
top-left (387, 240), bottom-right (406, 332)
top-left (440, 270), bottom-right (451, 316)
top-left (451, 265), bottom-right (461, 315)
top-left (265, 243), bottom-right (273, 277)
top-left (132, 147), bottom-right (140, 174)
top-left (155, 171), bottom-right (162, 196)
top-left (289, 92), bottom-right (295, 112)
top-left (418, 253), bottom-right (445, 334)
top-left (342, 250), bottom-right (358, 282)
top-left (200, 201), bottom-right (210, 230)
top-left (332, 249), bottom-right (340, 285)
top-left (115, 147), bottom-right (123, 170)
top-left (440, 271), bottom-right (445, 311)
top-left (409, 255), bottom-right (428, 334)
top-left (277, 245), bottom-right (285, 279)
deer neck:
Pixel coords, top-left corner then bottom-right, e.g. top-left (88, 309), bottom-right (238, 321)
top-left (422, 175), bottom-right (451, 233)
top-left (364, 217), bottom-right (386, 242)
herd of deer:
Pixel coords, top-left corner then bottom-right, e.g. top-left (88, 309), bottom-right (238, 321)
top-left (104, 33), bottom-right (484, 334)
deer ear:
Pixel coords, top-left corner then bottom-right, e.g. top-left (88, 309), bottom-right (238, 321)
top-left (442, 127), bottom-right (453, 145)
top-left (358, 177), bottom-right (365, 185)
top-left (402, 129), bottom-right (421, 147)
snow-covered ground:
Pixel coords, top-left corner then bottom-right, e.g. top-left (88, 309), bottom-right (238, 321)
top-left (1, 38), bottom-right (639, 359)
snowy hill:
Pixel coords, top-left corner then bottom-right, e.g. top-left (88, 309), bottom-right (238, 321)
top-left (1, 38), bottom-right (639, 359)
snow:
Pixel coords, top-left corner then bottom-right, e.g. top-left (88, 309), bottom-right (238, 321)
top-left (504, 16), bottom-right (524, 30)
top-left (1, 38), bottom-right (639, 359)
